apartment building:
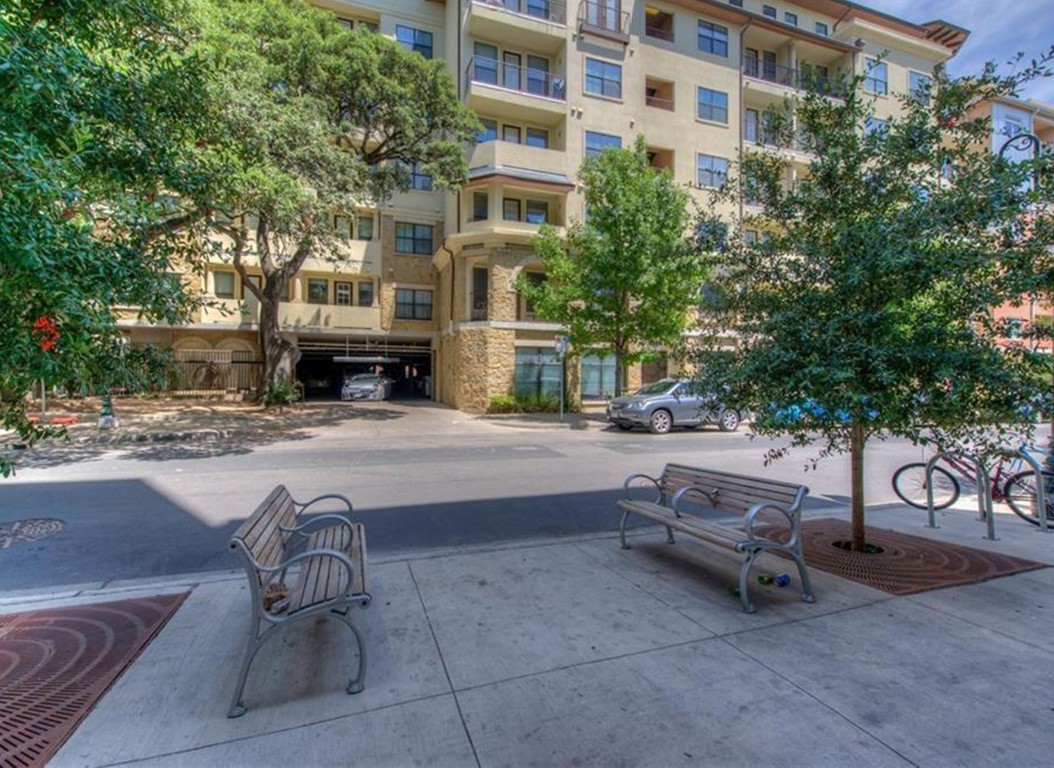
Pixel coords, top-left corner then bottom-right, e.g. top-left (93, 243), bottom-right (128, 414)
top-left (972, 95), bottom-right (1054, 355)
top-left (121, 0), bottom-right (967, 409)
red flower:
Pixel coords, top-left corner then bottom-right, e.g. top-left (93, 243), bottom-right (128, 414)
top-left (33, 316), bottom-right (60, 352)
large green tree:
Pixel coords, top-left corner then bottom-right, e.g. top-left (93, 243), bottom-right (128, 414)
top-left (522, 136), bottom-right (706, 396)
top-left (698, 58), bottom-right (1054, 551)
top-left (0, 0), bottom-right (213, 475)
top-left (194, 0), bottom-right (479, 398)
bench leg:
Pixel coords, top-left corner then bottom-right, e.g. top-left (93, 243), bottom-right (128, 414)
top-left (619, 510), bottom-right (632, 549)
top-left (332, 609), bottom-right (368, 694)
top-left (738, 549), bottom-right (760, 613)
top-left (790, 549), bottom-right (816, 604)
top-left (665, 526), bottom-right (675, 545)
top-left (228, 618), bottom-right (265, 718)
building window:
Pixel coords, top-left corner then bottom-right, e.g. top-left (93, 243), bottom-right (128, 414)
top-left (784, 11), bottom-right (797, 26)
top-left (644, 7), bottom-right (674, 41)
top-left (580, 353), bottom-right (616, 399)
top-left (409, 162), bottom-right (432, 191)
top-left (815, 21), bottom-right (828, 36)
top-left (526, 127), bottom-right (549, 148)
top-left (697, 21), bottom-right (728, 57)
top-left (473, 43), bottom-right (499, 84)
top-left (471, 266), bottom-right (488, 321)
top-left (865, 59), bottom-right (888, 95)
top-left (478, 118), bottom-right (498, 143)
top-left (503, 198), bottom-right (522, 221)
top-left (396, 25), bottom-right (432, 58)
top-left (503, 124), bottom-right (522, 143)
top-left (334, 214), bottom-right (352, 238)
top-left (357, 215), bottom-right (374, 240)
top-left (395, 222), bottom-right (434, 255)
top-left (472, 191), bottom-right (489, 222)
top-left (514, 347), bottom-right (561, 398)
top-left (335, 281), bottom-right (352, 306)
top-left (520, 272), bottom-right (545, 319)
top-left (1006, 317), bottom-right (1025, 339)
top-left (358, 281), bottom-right (374, 307)
top-left (307, 278), bottom-right (329, 305)
top-left (865, 117), bottom-right (888, 136)
top-left (396, 288), bottom-right (432, 320)
top-left (213, 271), bottom-right (235, 298)
top-left (909, 71), bottom-right (932, 105)
top-left (696, 154), bottom-right (728, 188)
top-left (525, 200), bottom-right (549, 224)
top-left (697, 87), bottom-right (728, 123)
top-left (585, 130), bottom-right (621, 158)
top-left (743, 229), bottom-right (758, 245)
top-left (585, 58), bottom-right (622, 99)
top-left (762, 5), bottom-right (776, 19)
top-left (728, 0), bottom-right (742, 6)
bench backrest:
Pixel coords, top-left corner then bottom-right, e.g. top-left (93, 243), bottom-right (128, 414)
top-left (229, 486), bottom-right (298, 578)
top-left (660, 463), bottom-right (807, 517)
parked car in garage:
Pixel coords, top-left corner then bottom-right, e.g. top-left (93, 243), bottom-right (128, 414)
top-left (606, 378), bottom-right (744, 434)
top-left (341, 373), bottom-right (392, 401)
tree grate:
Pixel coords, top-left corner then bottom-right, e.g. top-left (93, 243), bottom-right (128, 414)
top-left (0, 520), bottom-right (66, 549)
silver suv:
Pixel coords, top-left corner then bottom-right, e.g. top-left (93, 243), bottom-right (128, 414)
top-left (606, 378), bottom-right (743, 434)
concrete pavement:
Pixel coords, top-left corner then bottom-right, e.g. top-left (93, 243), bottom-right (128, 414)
top-left (5, 500), bottom-right (1054, 767)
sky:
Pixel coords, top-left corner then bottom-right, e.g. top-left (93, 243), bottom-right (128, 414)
top-left (868, 0), bottom-right (1054, 104)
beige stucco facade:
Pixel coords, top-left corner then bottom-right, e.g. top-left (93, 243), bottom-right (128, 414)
top-left (122, 0), bottom-right (965, 410)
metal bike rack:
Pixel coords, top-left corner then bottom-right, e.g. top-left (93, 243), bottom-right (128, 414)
top-left (925, 451), bottom-right (997, 541)
top-left (1015, 447), bottom-right (1050, 533)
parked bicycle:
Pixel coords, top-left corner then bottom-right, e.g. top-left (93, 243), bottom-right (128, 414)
top-left (891, 445), bottom-right (1053, 527)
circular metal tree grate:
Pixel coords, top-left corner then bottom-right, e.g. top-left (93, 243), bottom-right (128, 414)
top-left (0, 518), bottom-right (66, 549)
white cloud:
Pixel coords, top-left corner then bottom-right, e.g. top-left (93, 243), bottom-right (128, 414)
top-left (867, 0), bottom-right (1054, 103)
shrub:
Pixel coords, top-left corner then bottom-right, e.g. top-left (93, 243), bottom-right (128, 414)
top-left (487, 395), bottom-right (521, 414)
top-left (517, 392), bottom-right (558, 413)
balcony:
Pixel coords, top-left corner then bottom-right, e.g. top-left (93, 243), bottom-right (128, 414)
top-left (200, 300), bottom-right (382, 331)
top-left (470, 292), bottom-right (489, 321)
top-left (578, 1), bottom-right (629, 44)
top-left (468, 139), bottom-right (568, 179)
top-left (645, 77), bottom-right (674, 111)
top-left (468, 0), bottom-right (567, 55)
top-left (643, 6), bottom-right (674, 42)
top-left (465, 56), bottom-right (567, 122)
top-left (742, 57), bottom-right (845, 99)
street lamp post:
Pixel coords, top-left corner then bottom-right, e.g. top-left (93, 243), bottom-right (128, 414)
top-left (997, 131), bottom-right (1053, 472)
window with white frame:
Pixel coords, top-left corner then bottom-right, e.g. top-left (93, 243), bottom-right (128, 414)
top-left (585, 130), bottom-right (621, 157)
top-left (784, 11), bottom-right (797, 26)
top-left (696, 154), bottom-right (728, 188)
top-left (585, 58), bottom-right (622, 99)
top-left (335, 281), bottom-right (352, 306)
top-left (909, 71), bottom-right (932, 105)
top-left (815, 21), bottom-right (828, 36)
top-left (697, 87), bottom-right (728, 123)
top-left (762, 5), bottom-right (776, 19)
top-left (697, 20), bottom-right (728, 57)
top-left (396, 25), bottom-right (432, 58)
top-left (865, 59), bottom-right (888, 95)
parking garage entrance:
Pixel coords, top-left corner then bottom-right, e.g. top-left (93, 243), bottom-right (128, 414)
top-left (295, 337), bottom-right (434, 401)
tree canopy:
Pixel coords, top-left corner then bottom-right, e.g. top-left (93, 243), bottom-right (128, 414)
top-left (193, 0), bottom-right (480, 398)
top-left (521, 135), bottom-right (706, 396)
top-left (0, 0), bottom-right (214, 475)
top-left (698, 57), bottom-right (1054, 550)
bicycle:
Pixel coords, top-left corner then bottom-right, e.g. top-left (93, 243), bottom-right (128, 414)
top-left (891, 445), bottom-right (1053, 527)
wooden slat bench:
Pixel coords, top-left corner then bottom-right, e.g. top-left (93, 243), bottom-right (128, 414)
top-left (227, 485), bottom-right (370, 717)
top-left (617, 463), bottom-right (815, 613)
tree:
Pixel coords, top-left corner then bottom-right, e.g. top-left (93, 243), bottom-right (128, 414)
top-left (194, 0), bottom-right (479, 399)
top-left (0, 0), bottom-right (213, 475)
top-left (698, 57), bottom-right (1054, 551)
top-left (521, 136), bottom-right (706, 396)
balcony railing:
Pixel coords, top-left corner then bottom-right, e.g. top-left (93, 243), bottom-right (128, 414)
top-left (465, 56), bottom-right (567, 100)
top-left (471, 295), bottom-right (489, 321)
top-left (578, 1), bottom-right (629, 42)
top-left (645, 93), bottom-right (674, 111)
top-left (745, 119), bottom-right (810, 152)
top-left (644, 24), bottom-right (674, 42)
top-left (473, 0), bottom-right (567, 24)
top-left (742, 57), bottom-right (845, 98)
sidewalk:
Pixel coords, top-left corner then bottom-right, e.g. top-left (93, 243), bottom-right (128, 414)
top-left (6, 502), bottom-right (1054, 767)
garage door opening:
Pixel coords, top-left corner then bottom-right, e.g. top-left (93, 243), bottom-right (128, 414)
top-left (295, 340), bottom-right (433, 402)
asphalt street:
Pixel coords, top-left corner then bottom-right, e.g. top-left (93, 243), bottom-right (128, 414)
top-left (0, 402), bottom-right (935, 591)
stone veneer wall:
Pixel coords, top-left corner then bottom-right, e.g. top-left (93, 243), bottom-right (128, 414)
top-left (379, 214), bottom-right (442, 333)
top-left (451, 326), bottom-right (515, 413)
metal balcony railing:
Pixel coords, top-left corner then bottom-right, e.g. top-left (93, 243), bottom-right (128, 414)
top-left (645, 93), bottom-right (674, 111)
top-left (742, 57), bottom-right (846, 98)
top-left (472, 0), bottom-right (567, 25)
top-left (644, 24), bottom-right (674, 42)
top-left (745, 120), bottom-right (810, 152)
top-left (465, 57), bottom-right (567, 100)
top-left (471, 296), bottom-right (489, 321)
top-left (578, 1), bottom-right (629, 41)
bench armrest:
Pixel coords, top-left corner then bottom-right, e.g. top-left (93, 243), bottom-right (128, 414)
top-left (743, 502), bottom-right (796, 541)
top-left (671, 485), bottom-right (718, 517)
top-left (623, 474), bottom-right (662, 503)
top-left (293, 493), bottom-right (354, 515)
top-left (280, 513), bottom-right (353, 537)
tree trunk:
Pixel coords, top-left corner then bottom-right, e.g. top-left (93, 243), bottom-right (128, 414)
top-left (850, 421), bottom-right (867, 552)
top-left (614, 346), bottom-right (624, 397)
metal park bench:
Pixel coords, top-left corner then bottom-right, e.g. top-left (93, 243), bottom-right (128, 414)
top-left (227, 485), bottom-right (370, 717)
top-left (616, 463), bottom-right (815, 613)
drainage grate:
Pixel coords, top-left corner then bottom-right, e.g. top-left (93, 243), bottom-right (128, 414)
top-left (0, 593), bottom-right (187, 767)
top-left (753, 518), bottom-right (1049, 595)
top-left (0, 519), bottom-right (66, 549)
